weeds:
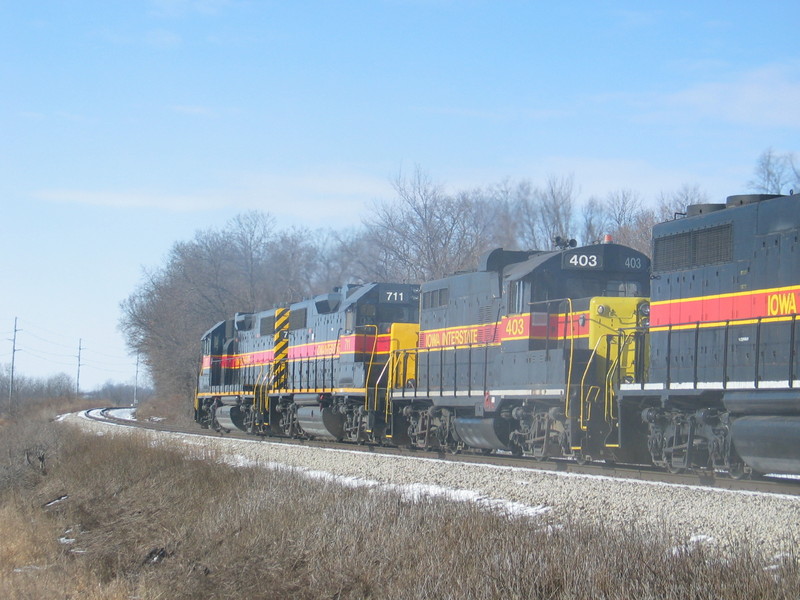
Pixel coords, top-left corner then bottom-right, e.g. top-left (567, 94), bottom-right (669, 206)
top-left (0, 408), bottom-right (798, 599)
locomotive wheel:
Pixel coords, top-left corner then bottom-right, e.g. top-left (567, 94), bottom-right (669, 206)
top-left (727, 462), bottom-right (746, 480)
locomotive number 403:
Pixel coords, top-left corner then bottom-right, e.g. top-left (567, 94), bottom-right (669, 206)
top-left (624, 257), bottom-right (643, 269)
top-left (568, 254), bottom-right (598, 267)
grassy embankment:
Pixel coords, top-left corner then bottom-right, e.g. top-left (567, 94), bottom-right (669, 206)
top-left (0, 398), bottom-right (798, 599)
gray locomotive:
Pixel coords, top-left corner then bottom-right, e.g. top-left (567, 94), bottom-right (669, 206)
top-left (620, 193), bottom-right (800, 477)
top-left (196, 191), bottom-right (800, 478)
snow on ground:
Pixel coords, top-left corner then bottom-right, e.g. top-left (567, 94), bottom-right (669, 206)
top-left (105, 408), bottom-right (137, 421)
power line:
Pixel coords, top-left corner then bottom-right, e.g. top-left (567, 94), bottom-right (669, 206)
top-left (19, 346), bottom-right (74, 360)
top-left (19, 349), bottom-right (76, 368)
top-left (8, 317), bottom-right (18, 410)
top-left (76, 339), bottom-right (83, 397)
top-left (2, 318), bottom-right (140, 389)
top-left (21, 321), bottom-right (76, 342)
top-left (23, 329), bottom-right (75, 349)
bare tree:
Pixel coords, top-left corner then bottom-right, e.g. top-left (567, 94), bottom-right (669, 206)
top-left (579, 196), bottom-right (609, 245)
top-left (654, 184), bottom-right (708, 222)
top-left (363, 167), bottom-right (495, 281)
top-left (749, 148), bottom-right (800, 194)
top-left (119, 211), bottom-right (322, 400)
top-left (512, 179), bottom-right (541, 249)
top-left (536, 175), bottom-right (578, 246)
top-left (512, 175), bottom-right (579, 249)
top-left (605, 189), bottom-right (643, 233)
top-left (482, 179), bottom-right (523, 249)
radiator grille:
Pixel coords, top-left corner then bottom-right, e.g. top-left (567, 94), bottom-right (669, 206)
top-left (653, 224), bottom-right (732, 271)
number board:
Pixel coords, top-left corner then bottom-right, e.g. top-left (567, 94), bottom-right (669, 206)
top-left (562, 248), bottom-right (604, 270)
top-left (562, 246), bottom-right (649, 272)
top-left (384, 290), bottom-right (407, 303)
top-left (617, 252), bottom-right (647, 271)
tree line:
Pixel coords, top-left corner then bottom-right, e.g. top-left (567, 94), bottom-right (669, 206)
top-left (120, 150), bottom-right (800, 404)
top-left (0, 364), bottom-right (151, 415)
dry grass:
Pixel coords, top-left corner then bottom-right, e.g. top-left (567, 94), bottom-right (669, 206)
top-left (0, 405), bottom-right (798, 599)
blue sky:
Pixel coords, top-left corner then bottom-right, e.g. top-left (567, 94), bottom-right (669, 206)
top-left (1, 0), bottom-right (799, 390)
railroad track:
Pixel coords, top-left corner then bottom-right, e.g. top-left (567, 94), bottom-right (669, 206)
top-left (86, 408), bottom-right (800, 497)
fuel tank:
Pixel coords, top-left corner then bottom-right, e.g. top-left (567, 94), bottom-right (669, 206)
top-left (731, 416), bottom-right (800, 475)
top-left (723, 390), bottom-right (800, 415)
top-left (215, 405), bottom-right (246, 432)
top-left (453, 417), bottom-right (511, 450)
top-left (296, 406), bottom-right (346, 440)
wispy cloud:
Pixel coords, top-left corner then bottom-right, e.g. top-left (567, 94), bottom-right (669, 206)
top-left (612, 8), bottom-right (663, 29)
top-left (95, 27), bottom-right (182, 48)
top-left (148, 0), bottom-right (233, 18)
top-left (664, 64), bottom-right (800, 128)
top-left (34, 168), bottom-right (394, 226)
top-left (411, 105), bottom-right (570, 121)
top-left (36, 189), bottom-right (218, 212)
top-left (170, 105), bottom-right (216, 116)
top-left (145, 29), bottom-right (182, 47)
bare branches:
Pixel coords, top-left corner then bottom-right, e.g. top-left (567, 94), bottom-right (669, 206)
top-left (749, 148), bottom-right (799, 194)
top-left (119, 212), bottom-right (319, 398)
top-left (362, 166), bottom-right (497, 281)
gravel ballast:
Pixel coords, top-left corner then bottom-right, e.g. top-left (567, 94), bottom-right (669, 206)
top-left (68, 412), bottom-right (800, 560)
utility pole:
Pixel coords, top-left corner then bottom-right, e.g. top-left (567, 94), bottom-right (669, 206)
top-left (8, 317), bottom-right (19, 412)
top-left (133, 353), bottom-right (139, 406)
top-left (76, 338), bottom-right (83, 398)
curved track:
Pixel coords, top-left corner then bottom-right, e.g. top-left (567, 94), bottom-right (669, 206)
top-left (86, 408), bottom-right (800, 497)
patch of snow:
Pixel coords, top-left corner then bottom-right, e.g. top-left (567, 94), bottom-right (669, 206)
top-left (108, 408), bottom-right (137, 421)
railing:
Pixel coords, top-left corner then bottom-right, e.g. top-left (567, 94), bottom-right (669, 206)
top-left (659, 314), bottom-right (799, 389)
top-left (604, 330), bottom-right (637, 422)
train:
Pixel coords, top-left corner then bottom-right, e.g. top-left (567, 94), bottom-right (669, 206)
top-left (195, 191), bottom-right (800, 478)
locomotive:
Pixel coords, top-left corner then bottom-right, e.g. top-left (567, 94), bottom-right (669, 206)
top-left (195, 282), bottom-right (421, 442)
top-left (621, 193), bottom-right (800, 477)
top-left (195, 191), bottom-right (800, 477)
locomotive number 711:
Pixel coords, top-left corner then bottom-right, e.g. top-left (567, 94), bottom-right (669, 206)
top-left (385, 291), bottom-right (405, 302)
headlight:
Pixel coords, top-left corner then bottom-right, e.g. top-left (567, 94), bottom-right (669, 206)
top-left (638, 302), bottom-right (650, 317)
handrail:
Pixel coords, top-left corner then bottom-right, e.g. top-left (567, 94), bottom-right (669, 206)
top-left (578, 335), bottom-right (606, 430)
top-left (361, 325), bottom-right (379, 411)
top-left (604, 331), bottom-right (636, 423)
top-left (564, 298), bottom-right (576, 415)
top-left (373, 355), bottom-right (393, 421)
top-left (254, 364), bottom-right (266, 413)
top-left (578, 335), bottom-right (607, 430)
top-left (660, 313), bottom-right (800, 389)
top-left (373, 330), bottom-right (413, 419)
